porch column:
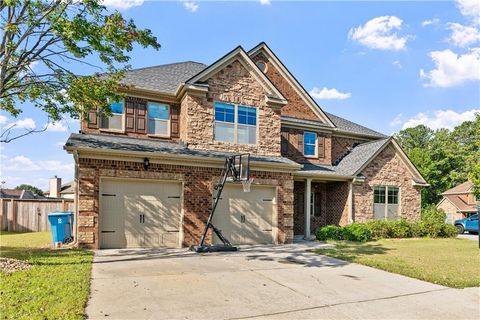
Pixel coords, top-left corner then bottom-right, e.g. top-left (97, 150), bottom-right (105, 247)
top-left (304, 178), bottom-right (312, 239)
top-left (348, 181), bottom-right (353, 224)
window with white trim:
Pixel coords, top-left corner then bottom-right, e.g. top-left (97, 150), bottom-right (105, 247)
top-left (214, 101), bottom-right (257, 144)
top-left (374, 186), bottom-right (400, 220)
top-left (148, 102), bottom-right (170, 136)
top-left (101, 100), bottom-right (124, 130)
top-left (303, 131), bottom-right (317, 156)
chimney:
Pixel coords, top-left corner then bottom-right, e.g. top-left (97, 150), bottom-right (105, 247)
top-left (49, 176), bottom-right (61, 198)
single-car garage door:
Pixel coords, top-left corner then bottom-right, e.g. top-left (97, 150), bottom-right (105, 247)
top-left (212, 184), bottom-right (276, 245)
top-left (100, 179), bottom-right (182, 249)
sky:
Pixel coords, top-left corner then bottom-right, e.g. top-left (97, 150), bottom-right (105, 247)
top-left (1, 0), bottom-right (479, 190)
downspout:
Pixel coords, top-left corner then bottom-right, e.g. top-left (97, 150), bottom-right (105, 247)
top-left (71, 150), bottom-right (79, 247)
top-left (348, 181), bottom-right (353, 224)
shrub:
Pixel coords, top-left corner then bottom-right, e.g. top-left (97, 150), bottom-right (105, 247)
top-left (343, 223), bottom-right (372, 242)
top-left (389, 219), bottom-right (412, 238)
top-left (410, 222), bottom-right (425, 238)
top-left (419, 220), bottom-right (443, 238)
top-left (439, 224), bottom-right (458, 238)
top-left (316, 225), bottom-right (344, 241)
top-left (366, 220), bottom-right (390, 240)
top-left (421, 205), bottom-right (446, 224)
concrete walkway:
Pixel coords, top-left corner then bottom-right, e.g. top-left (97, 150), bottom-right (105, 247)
top-left (86, 243), bottom-right (479, 319)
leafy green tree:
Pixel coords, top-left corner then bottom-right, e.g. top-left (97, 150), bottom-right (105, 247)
top-left (15, 184), bottom-right (44, 196)
top-left (1, 0), bottom-right (160, 142)
top-left (397, 113), bottom-right (480, 206)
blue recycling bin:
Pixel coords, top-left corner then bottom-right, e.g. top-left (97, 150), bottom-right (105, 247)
top-left (48, 212), bottom-right (74, 244)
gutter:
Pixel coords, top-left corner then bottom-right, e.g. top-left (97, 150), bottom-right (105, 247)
top-left (71, 151), bottom-right (79, 247)
top-left (64, 146), bottom-right (303, 172)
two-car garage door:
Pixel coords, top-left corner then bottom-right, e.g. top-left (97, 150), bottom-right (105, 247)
top-left (99, 179), bottom-right (276, 248)
top-left (100, 179), bottom-right (182, 249)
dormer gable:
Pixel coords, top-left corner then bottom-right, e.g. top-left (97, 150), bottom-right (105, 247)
top-left (180, 46), bottom-right (287, 109)
top-left (248, 42), bottom-right (335, 127)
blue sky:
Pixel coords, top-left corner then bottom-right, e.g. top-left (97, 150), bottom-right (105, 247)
top-left (1, 0), bottom-right (479, 190)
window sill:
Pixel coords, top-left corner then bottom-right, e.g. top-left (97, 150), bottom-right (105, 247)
top-left (304, 155), bottom-right (318, 159)
top-left (147, 134), bottom-right (171, 139)
top-left (214, 140), bottom-right (258, 146)
top-left (99, 129), bottom-right (126, 134)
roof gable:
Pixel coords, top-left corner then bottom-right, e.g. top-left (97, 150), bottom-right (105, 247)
top-left (248, 42), bottom-right (335, 127)
top-left (352, 138), bottom-right (428, 185)
top-left (185, 46), bottom-right (286, 104)
top-left (442, 181), bottom-right (474, 195)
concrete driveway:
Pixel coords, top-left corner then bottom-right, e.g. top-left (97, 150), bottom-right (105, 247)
top-left (86, 243), bottom-right (479, 319)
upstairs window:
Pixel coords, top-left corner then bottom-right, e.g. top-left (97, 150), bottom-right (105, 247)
top-left (101, 101), bottom-right (124, 131)
top-left (148, 102), bottom-right (170, 136)
top-left (214, 102), bottom-right (257, 144)
top-left (303, 131), bottom-right (317, 157)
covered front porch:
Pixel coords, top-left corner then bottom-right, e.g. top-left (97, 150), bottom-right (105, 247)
top-left (293, 178), bottom-right (354, 240)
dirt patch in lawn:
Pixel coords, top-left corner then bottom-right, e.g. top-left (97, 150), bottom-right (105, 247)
top-left (0, 257), bottom-right (32, 273)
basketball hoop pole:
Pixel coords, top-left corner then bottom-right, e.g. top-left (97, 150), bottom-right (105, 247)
top-left (193, 155), bottom-right (249, 252)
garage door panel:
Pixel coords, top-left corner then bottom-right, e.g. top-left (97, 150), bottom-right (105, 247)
top-left (212, 184), bottom-right (275, 245)
top-left (100, 179), bottom-right (182, 249)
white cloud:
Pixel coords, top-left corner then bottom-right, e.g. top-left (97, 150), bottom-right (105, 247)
top-left (259, 0), bottom-right (271, 5)
top-left (456, 0), bottom-right (480, 26)
top-left (1, 155), bottom-right (73, 173)
top-left (420, 48), bottom-right (480, 87)
top-left (102, 0), bottom-right (144, 10)
top-left (0, 115), bottom-right (7, 125)
top-left (9, 118), bottom-right (36, 130)
top-left (45, 122), bottom-right (68, 132)
top-left (447, 23), bottom-right (480, 47)
top-left (422, 18), bottom-right (440, 27)
top-left (392, 60), bottom-right (403, 69)
top-left (310, 87), bottom-right (352, 100)
top-left (182, 1), bottom-right (199, 12)
top-left (402, 109), bottom-right (480, 130)
top-left (348, 16), bottom-right (412, 51)
top-left (390, 113), bottom-right (404, 126)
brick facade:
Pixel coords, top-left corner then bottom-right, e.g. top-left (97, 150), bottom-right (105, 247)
top-left (331, 136), bottom-right (367, 164)
top-left (353, 145), bottom-right (421, 222)
top-left (282, 127), bottom-right (332, 165)
top-left (437, 199), bottom-right (465, 222)
top-left (181, 59), bottom-right (282, 156)
top-left (251, 52), bottom-right (320, 121)
top-left (77, 157), bottom-right (294, 249)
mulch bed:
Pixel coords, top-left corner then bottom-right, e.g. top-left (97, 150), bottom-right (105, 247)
top-left (0, 257), bottom-right (32, 273)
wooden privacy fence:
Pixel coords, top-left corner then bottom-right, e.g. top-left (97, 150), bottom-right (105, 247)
top-left (0, 198), bottom-right (74, 232)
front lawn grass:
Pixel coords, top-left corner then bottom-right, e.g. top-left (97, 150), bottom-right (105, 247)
top-left (0, 231), bottom-right (93, 319)
top-left (314, 238), bottom-right (480, 288)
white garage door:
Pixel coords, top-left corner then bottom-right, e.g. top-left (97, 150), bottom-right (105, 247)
top-left (212, 184), bottom-right (276, 245)
top-left (100, 179), bottom-right (182, 249)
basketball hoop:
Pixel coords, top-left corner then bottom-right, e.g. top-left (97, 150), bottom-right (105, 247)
top-left (242, 176), bottom-right (254, 193)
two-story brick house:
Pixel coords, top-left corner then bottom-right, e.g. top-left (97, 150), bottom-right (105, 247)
top-left (65, 42), bottom-right (428, 249)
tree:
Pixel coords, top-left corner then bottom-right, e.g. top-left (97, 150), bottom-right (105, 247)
top-left (16, 184), bottom-right (44, 196)
top-left (397, 113), bottom-right (480, 206)
top-left (0, 0), bottom-right (160, 142)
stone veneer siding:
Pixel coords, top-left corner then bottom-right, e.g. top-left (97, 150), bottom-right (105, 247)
top-left (76, 157), bottom-right (294, 249)
top-left (181, 59), bottom-right (281, 156)
top-left (251, 52), bottom-right (320, 121)
top-left (282, 127), bottom-right (332, 165)
top-left (353, 145), bottom-right (422, 222)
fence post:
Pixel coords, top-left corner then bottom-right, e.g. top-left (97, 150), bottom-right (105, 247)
top-left (0, 198), bottom-right (3, 230)
top-left (10, 199), bottom-right (15, 232)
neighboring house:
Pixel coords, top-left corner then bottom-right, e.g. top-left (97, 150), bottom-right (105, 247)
top-left (437, 181), bottom-right (478, 223)
top-left (65, 42), bottom-right (428, 249)
top-left (0, 189), bottom-right (38, 199)
top-left (44, 177), bottom-right (75, 199)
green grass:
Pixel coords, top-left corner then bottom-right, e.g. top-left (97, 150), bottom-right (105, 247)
top-left (0, 231), bottom-right (93, 319)
top-left (314, 238), bottom-right (480, 288)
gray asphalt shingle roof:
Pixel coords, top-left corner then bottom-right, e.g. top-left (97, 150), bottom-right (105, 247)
top-left (324, 112), bottom-right (386, 138)
top-left (120, 61), bottom-right (207, 94)
top-left (65, 134), bottom-right (300, 167)
top-left (301, 138), bottom-right (391, 176)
